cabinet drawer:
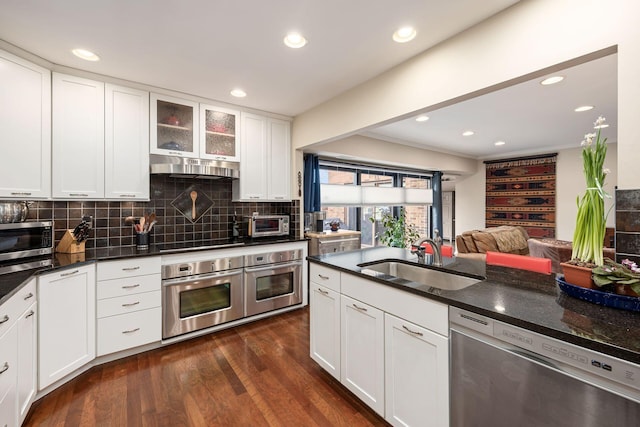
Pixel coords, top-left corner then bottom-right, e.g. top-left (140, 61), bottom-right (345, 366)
top-left (97, 257), bottom-right (161, 281)
top-left (310, 263), bottom-right (341, 292)
top-left (0, 323), bottom-right (17, 400)
top-left (97, 290), bottom-right (161, 318)
top-left (97, 273), bottom-right (160, 300)
top-left (97, 307), bottom-right (161, 356)
top-left (0, 279), bottom-right (36, 338)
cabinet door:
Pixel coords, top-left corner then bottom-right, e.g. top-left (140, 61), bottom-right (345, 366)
top-left (150, 93), bottom-right (198, 158)
top-left (17, 303), bottom-right (37, 424)
top-left (105, 84), bottom-right (150, 200)
top-left (385, 313), bottom-right (449, 427)
top-left (236, 112), bottom-right (268, 199)
top-left (267, 118), bottom-right (291, 201)
top-left (0, 49), bottom-right (51, 199)
top-left (310, 284), bottom-right (340, 380)
top-left (340, 294), bottom-right (384, 416)
top-left (38, 265), bottom-right (96, 389)
top-left (52, 73), bottom-right (105, 199)
top-left (200, 104), bottom-right (240, 161)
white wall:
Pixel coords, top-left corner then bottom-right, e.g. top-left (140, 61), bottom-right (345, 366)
top-left (453, 160), bottom-right (486, 235)
top-left (292, 0), bottom-right (639, 190)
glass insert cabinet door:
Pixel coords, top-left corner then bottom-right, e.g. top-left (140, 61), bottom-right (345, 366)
top-left (150, 93), bottom-right (199, 158)
top-left (199, 104), bottom-right (240, 161)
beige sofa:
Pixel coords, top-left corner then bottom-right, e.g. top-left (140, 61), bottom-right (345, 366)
top-left (455, 226), bottom-right (530, 261)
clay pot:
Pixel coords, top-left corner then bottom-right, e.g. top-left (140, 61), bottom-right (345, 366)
top-left (560, 262), bottom-right (596, 289)
top-left (615, 284), bottom-right (640, 297)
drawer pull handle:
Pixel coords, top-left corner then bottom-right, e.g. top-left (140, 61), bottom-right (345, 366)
top-left (352, 303), bottom-right (367, 312)
top-left (11, 191), bottom-right (31, 196)
top-left (24, 292), bottom-right (34, 300)
top-left (122, 301), bottom-right (140, 307)
top-left (69, 193), bottom-right (89, 197)
top-left (402, 325), bottom-right (424, 337)
top-left (119, 194), bottom-right (136, 198)
top-left (122, 328), bottom-right (140, 334)
top-left (0, 315), bottom-right (9, 325)
top-left (318, 288), bottom-right (329, 295)
top-left (318, 274), bottom-right (329, 280)
top-left (25, 310), bottom-right (35, 319)
top-left (61, 269), bottom-right (79, 277)
top-left (121, 284), bottom-right (140, 289)
top-left (0, 362), bottom-right (8, 374)
top-left (122, 266), bottom-right (140, 271)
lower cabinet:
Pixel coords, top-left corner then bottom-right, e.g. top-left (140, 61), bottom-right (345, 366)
top-left (310, 284), bottom-right (341, 380)
top-left (0, 326), bottom-right (17, 427)
top-left (17, 301), bottom-right (37, 424)
top-left (38, 265), bottom-right (96, 390)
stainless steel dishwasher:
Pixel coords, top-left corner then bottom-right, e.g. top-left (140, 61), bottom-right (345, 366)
top-left (450, 307), bottom-right (640, 427)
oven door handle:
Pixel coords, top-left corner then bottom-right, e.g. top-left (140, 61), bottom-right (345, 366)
top-left (161, 268), bottom-right (243, 286)
top-left (244, 260), bottom-right (302, 273)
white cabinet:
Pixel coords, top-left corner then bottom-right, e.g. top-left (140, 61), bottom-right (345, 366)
top-left (16, 300), bottom-right (37, 424)
top-left (0, 49), bottom-right (51, 199)
top-left (52, 72), bottom-right (105, 199)
top-left (233, 112), bottom-right (291, 201)
top-left (105, 84), bottom-right (150, 200)
top-left (0, 327), bottom-right (17, 427)
top-left (310, 285), bottom-right (341, 379)
top-left (96, 257), bottom-right (161, 356)
top-left (340, 294), bottom-right (385, 416)
top-left (150, 93), bottom-right (199, 158)
top-left (200, 104), bottom-right (240, 161)
top-left (38, 265), bottom-right (96, 389)
top-left (385, 313), bottom-right (449, 427)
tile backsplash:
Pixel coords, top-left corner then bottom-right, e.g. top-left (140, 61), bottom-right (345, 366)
top-left (19, 175), bottom-right (299, 249)
top-left (615, 188), bottom-right (640, 264)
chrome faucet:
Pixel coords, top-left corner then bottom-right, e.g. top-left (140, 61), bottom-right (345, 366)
top-left (411, 229), bottom-right (443, 267)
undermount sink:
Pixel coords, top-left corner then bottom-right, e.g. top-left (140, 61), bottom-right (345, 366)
top-left (358, 260), bottom-right (484, 291)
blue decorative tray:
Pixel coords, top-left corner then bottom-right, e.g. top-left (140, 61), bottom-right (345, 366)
top-left (557, 277), bottom-right (640, 313)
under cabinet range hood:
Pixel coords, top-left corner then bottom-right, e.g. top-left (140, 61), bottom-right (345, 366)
top-left (150, 154), bottom-right (239, 179)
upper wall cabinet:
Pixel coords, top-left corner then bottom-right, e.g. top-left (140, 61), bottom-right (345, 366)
top-left (52, 73), bottom-right (105, 199)
top-left (150, 93), bottom-right (198, 158)
top-left (199, 104), bottom-right (240, 162)
top-left (233, 112), bottom-right (291, 201)
top-left (0, 50), bottom-right (51, 199)
top-left (105, 84), bottom-right (150, 200)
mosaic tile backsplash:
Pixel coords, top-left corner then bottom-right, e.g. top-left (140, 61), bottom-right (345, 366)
top-left (18, 175), bottom-right (300, 249)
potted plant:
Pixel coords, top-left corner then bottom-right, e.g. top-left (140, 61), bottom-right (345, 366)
top-left (592, 258), bottom-right (640, 297)
top-left (561, 116), bottom-right (611, 288)
top-left (369, 207), bottom-right (420, 248)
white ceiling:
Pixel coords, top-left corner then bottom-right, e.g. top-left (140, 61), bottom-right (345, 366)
top-left (365, 53), bottom-right (618, 160)
top-left (0, 0), bottom-right (518, 117)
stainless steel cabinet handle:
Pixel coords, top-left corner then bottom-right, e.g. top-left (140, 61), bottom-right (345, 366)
top-left (122, 328), bottom-right (140, 334)
top-left (25, 310), bottom-right (35, 319)
top-left (352, 303), bottom-right (367, 312)
top-left (402, 325), bottom-right (424, 337)
top-left (122, 266), bottom-right (140, 271)
top-left (24, 292), bottom-right (34, 300)
top-left (0, 362), bottom-right (8, 374)
top-left (121, 284), bottom-right (140, 289)
top-left (0, 315), bottom-right (8, 325)
top-left (11, 191), bottom-right (32, 196)
top-left (318, 274), bottom-right (329, 280)
top-left (61, 269), bottom-right (79, 277)
top-left (69, 193), bottom-right (89, 197)
top-left (318, 288), bottom-right (329, 295)
top-left (119, 194), bottom-right (136, 198)
top-left (167, 151), bottom-right (183, 156)
top-left (122, 301), bottom-right (140, 307)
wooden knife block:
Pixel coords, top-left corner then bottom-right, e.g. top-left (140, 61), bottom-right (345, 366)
top-left (55, 229), bottom-right (86, 254)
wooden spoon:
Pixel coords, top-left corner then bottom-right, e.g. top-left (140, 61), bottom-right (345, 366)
top-left (190, 191), bottom-right (198, 220)
top-left (139, 216), bottom-right (146, 231)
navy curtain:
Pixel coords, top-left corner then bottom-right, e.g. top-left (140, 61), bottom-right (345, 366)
top-left (303, 154), bottom-right (321, 212)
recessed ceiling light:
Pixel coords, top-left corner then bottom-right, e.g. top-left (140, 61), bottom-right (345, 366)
top-left (494, 141), bottom-right (506, 146)
top-left (415, 115), bottom-right (429, 122)
top-left (72, 48), bottom-right (100, 61)
top-left (575, 105), bottom-right (594, 112)
top-left (230, 89), bottom-right (247, 98)
top-left (284, 32), bottom-right (307, 48)
top-left (462, 130), bottom-right (474, 136)
top-left (392, 26), bottom-right (417, 43)
top-left (540, 75), bottom-right (564, 85)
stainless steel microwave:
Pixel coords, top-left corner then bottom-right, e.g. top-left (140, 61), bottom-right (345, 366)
top-left (0, 221), bottom-right (53, 261)
top-left (246, 215), bottom-right (290, 238)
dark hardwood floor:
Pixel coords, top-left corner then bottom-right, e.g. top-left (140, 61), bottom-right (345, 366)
top-left (24, 307), bottom-right (389, 426)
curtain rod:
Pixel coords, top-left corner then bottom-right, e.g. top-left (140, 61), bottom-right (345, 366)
top-left (483, 153), bottom-right (557, 165)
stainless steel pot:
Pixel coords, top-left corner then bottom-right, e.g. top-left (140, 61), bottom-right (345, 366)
top-left (0, 201), bottom-right (29, 223)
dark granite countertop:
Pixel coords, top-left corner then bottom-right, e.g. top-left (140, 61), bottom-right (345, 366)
top-left (0, 236), bottom-right (306, 306)
top-left (308, 247), bottom-right (640, 365)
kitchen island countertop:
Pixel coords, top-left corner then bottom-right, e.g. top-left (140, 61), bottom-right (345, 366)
top-left (308, 247), bottom-right (640, 365)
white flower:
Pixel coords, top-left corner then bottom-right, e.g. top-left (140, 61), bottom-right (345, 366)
top-left (582, 133), bottom-right (596, 146)
top-left (594, 116), bottom-right (606, 128)
top-left (603, 167), bottom-right (611, 174)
